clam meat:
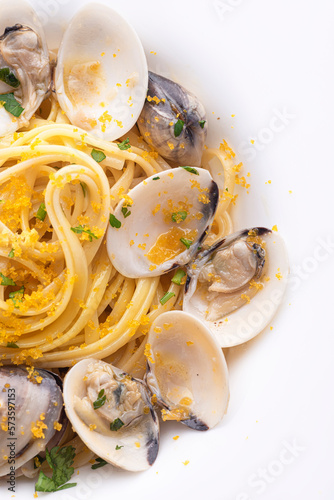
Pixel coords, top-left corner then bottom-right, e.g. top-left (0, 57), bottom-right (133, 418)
top-left (183, 228), bottom-right (289, 347)
top-left (63, 359), bottom-right (159, 472)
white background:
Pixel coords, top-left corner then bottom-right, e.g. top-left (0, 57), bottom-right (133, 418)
top-left (3, 0), bottom-right (334, 498)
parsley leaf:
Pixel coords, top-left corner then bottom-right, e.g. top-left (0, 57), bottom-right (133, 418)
top-left (36, 202), bottom-right (47, 221)
top-left (109, 214), bottom-right (121, 229)
top-left (91, 457), bottom-right (108, 469)
top-left (117, 138), bottom-right (131, 150)
top-left (180, 238), bottom-right (193, 249)
top-left (6, 342), bottom-right (19, 349)
top-left (199, 120), bottom-right (206, 129)
top-left (71, 225), bottom-right (98, 242)
top-left (9, 286), bottom-right (24, 308)
top-left (0, 272), bottom-right (16, 286)
top-left (121, 206), bottom-right (131, 218)
top-left (91, 149), bottom-right (106, 163)
top-left (174, 119), bottom-right (184, 137)
top-left (110, 418), bottom-right (124, 431)
top-left (181, 166), bottom-right (199, 175)
top-left (0, 93), bottom-right (24, 117)
top-left (160, 291), bottom-right (175, 305)
top-left (93, 389), bottom-right (106, 410)
top-left (8, 249), bottom-right (14, 258)
top-left (80, 182), bottom-right (87, 197)
top-left (0, 68), bottom-right (20, 88)
top-left (171, 211), bottom-right (187, 223)
top-left (115, 445), bottom-right (124, 450)
top-left (171, 269), bottom-right (186, 285)
top-left (152, 176), bottom-right (160, 180)
top-left (35, 446), bottom-right (77, 493)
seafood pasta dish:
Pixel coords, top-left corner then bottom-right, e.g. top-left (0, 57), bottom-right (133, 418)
top-left (0, 0), bottom-right (288, 492)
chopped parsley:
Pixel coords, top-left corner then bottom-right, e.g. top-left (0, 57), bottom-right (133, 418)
top-left (36, 202), bottom-right (47, 221)
top-left (6, 342), bottom-right (19, 349)
top-left (117, 138), bottom-right (131, 150)
top-left (9, 286), bottom-right (25, 308)
top-left (180, 238), bottom-right (193, 249)
top-left (110, 418), bottom-right (124, 431)
top-left (171, 269), bottom-right (186, 285)
top-left (174, 119), bottom-right (184, 137)
top-left (0, 68), bottom-right (20, 88)
top-left (35, 446), bottom-right (77, 493)
top-left (70, 225), bottom-right (98, 242)
top-left (91, 149), bottom-right (106, 163)
top-left (152, 176), bottom-right (160, 180)
top-left (199, 120), bottom-right (206, 129)
top-left (8, 249), bottom-right (14, 258)
top-left (121, 206), bottom-right (131, 218)
top-left (181, 166), bottom-right (199, 175)
top-left (109, 214), bottom-right (121, 229)
top-left (93, 389), bottom-right (106, 410)
top-left (91, 457), bottom-right (108, 470)
top-left (160, 291), bottom-right (175, 305)
top-left (171, 211), bottom-right (187, 223)
top-left (0, 273), bottom-right (16, 286)
top-left (80, 182), bottom-right (87, 197)
top-left (0, 93), bottom-right (24, 117)
top-left (115, 445), bottom-right (124, 451)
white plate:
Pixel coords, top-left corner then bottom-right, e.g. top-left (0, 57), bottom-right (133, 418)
top-left (3, 0), bottom-right (334, 498)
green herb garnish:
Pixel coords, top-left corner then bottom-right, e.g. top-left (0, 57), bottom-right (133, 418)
top-left (71, 225), bottom-right (98, 242)
top-left (0, 93), bottom-right (24, 117)
top-left (80, 182), bottom-right (87, 197)
top-left (115, 445), bottom-right (124, 450)
top-left (160, 291), bottom-right (175, 305)
top-left (0, 273), bottom-right (16, 286)
top-left (0, 68), bottom-right (20, 88)
top-left (36, 202), bottom-right (47, 221)
top-left (35, 446), bottom-right (77, 493)
top-left (93, 389), bottom-right (106, 410)
top-left (199, 120), bottom-right (206, 129)
top-left (109, 214), bottom-right (121, 229)
top-left (171, 211), bottom-right (187, 223)
top-left (91, 457), bottom-right (108, 470)
top-left (174, 119), bottom-right (184, 137)
top-left (9, 286), bottom-right (24, 308)
top-left (110, 418), bottom-right (124, 431)
top-left (8, 249), bottom-right (14, 258)
top-left (171, 269), bottom-right (186, 285)
top-left (152, 176), bottom-right (160, 180)
top-left (121, 206), bottom-right (131, 218)
top-left (91, 149), bottom-right (106, 163)
top-left (181, 166), bottom-right (199, 175)
top-left (180, 238), bottom-right (192, 249)
top-left (117, 138), bottom-right (131, 151)
top-left (6, 342), bottom-right (19, 349)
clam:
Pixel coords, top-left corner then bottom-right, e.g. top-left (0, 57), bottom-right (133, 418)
top-left (145, 311), bottom-right (229, 430)
top-left (137, 72), bottom-right (207, 166)
top-left (63, 359), bottom-right (159, 472)
top-left (55, 3), bottom-right (148, 141)
top-left (106, 167), bottom-right (218, 278)
top-left (183, 228), bottom-right (289, 347)
top-left (0, 367), bottom-right (66, 478)
top-left (0, 0), bottom-right (51, 137)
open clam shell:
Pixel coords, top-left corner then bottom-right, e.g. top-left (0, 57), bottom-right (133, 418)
top-left (63, 359), bottom-right (159, 472)
top-left (0, 0), bottom-right (51, 137)
top-left (106, 167), bottom-right (219, 278)
top-left (145, 311), bottom-right (229, 430)
top-left (183, 228), bottom-right (289, 347)
top-left (55, 3), bottom-right (148, 141)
